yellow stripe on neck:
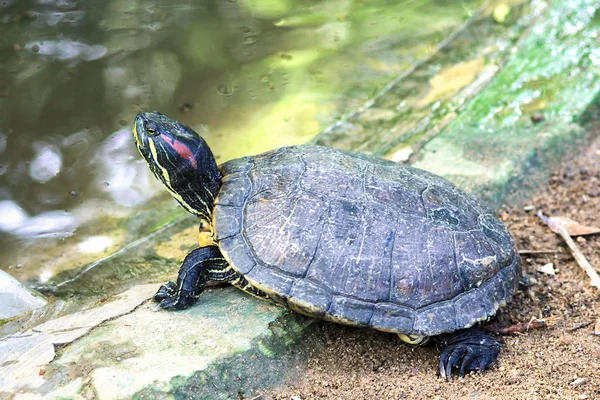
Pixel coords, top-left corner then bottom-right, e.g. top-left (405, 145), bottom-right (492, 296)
top-left (133, 123), bottom-right (141, 147)
top-left (148, 139), bottom-right (195, 214)
top-left (147, 139), bottom-right (211, 220)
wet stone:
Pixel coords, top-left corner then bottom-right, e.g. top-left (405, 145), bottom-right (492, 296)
top-left (0, 269), bottom-right (47, 319)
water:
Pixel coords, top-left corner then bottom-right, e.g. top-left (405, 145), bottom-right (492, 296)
top-left (0, 0), bottom-right (485, 284)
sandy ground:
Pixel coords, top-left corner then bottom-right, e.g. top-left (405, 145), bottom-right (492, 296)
top-left (269, 134), bottom-right (600, 400)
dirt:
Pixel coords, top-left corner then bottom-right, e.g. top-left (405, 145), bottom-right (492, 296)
top-left (269, 135), bottom-right (600, 400)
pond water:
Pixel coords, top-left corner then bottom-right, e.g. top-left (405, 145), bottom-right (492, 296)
top-left (0, 0), bottom-right (485, 284)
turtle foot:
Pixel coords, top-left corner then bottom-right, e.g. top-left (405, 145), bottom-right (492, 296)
top-left (154, 281), bottom-right (177, 302)
top-left (153, 281), bottom-right (197, 310)
top-left (439, 328), bottom-right (500, 380)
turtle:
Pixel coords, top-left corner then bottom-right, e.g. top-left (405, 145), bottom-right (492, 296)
top-left (132, 111), bottom-right (521, 379)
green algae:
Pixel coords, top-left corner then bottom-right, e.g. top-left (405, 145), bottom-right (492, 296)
top-left (314, 0), bottom-right (533, 156)
top-left (412, 0), bottom-right (600, 207)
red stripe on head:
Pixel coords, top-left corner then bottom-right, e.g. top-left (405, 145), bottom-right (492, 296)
top-left (161, 134), bottom-right (198, 169)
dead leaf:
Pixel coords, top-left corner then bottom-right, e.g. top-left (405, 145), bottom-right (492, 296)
top-left (418, 57), bottom-right (485, 106)
top-left (537, 212), bottom-right (600, 290)
top-left (546, 216), bottom-right (600, 236)
top-left (485, 316), bottom-right (556, 335)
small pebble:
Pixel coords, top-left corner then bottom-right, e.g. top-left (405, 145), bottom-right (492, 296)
top-left (571, 377), bottom-right (587, 387)
top-left (531, 112), bottom-right (545, 123)
top-left (537, 263), bottom-right (555, 276)
top-left (523, 205), bottom-right (536, 211)
top-left (179, 103), bottom-right (193, 113)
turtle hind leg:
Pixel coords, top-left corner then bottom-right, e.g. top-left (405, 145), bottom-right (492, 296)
top-left (155, 245), bottom-right (233, 310)
top-left (228, 274), bottom-right (270, 301)
top-left (438, 328), bottom-right (501, 380)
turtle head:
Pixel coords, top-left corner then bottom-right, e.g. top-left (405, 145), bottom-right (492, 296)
top-left (133, 111), bottom-right (221, 220)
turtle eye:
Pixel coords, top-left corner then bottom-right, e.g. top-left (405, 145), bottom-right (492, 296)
top-left (145, 127), bottom-right (159, 136)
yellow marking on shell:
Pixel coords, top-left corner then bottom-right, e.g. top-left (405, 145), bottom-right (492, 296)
top-left (288, 297), bottom-right (326, 318)
top-left (397, 333), bottom-right (430, 345)
top-left (218, 239), bottom-right (281, 303)
top-left (355, 220), bottom-right (368, 264)
top-left (356, 236), bottom-right (366, 264)
top-left (275, 245), bottom-right (289, 266)
top-left (211, 211), bottom-right (221, 246)
top-left (323, 313), bottom-right (364, 327)
top-left (228, 275), bottom-right (277, 303)
top-left (279, 198), bottom-right (301, 233)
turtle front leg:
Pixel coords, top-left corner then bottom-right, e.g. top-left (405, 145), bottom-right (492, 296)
top-left (438, 328), bottom-right (501, 379)
top-left (154, 245), bottom-right (236, 310)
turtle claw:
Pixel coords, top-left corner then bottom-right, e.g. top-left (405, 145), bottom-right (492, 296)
top-left (157, 295), bottom-right (185, 310)
top-left (439, 329), bottom-right (500, 380)
top-left (154, 281), bottom-right (177, 302)
top-left (153, 281), bottom-right (197, 310)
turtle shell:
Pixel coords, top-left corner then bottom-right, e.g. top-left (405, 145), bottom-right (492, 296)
top-left (213, 145), bottom-right (520, 336)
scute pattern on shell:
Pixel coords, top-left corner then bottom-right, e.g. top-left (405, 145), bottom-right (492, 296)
top-left (214, 145), bottom-right (520, 336)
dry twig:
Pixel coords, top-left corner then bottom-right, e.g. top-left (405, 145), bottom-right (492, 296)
top-left (485, 316), bottom-right (558, 335)
top-left (543, 216), bottom-right (600, 236)
top-left (518, 249), bottom-right (560, 255)
top-left (567, 321), bottom-right (593, 332)
top-left (537, 211), bottom-right (600, 290)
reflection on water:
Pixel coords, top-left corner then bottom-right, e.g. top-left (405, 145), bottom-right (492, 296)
top-left (0, 0), bottom-right (484, 282)
top-left (25, 40), bottom-right (107, 64)
top-left (94, 128), bottom-right (157, 207)
top-left (29, 143), bottom-right (62, 184)
top-left (0, 201), bottom-right (75, 238)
